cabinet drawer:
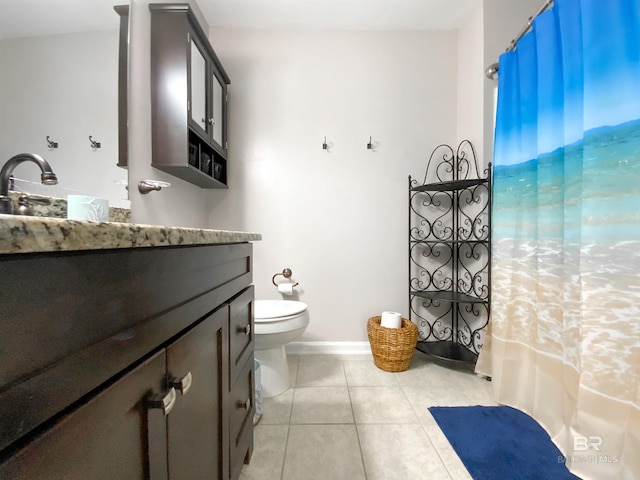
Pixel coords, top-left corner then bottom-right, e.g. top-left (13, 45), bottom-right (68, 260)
top-left (229, 357), bottom-right (254, 480)
top-left (228, 286), bottom-right (254, 388)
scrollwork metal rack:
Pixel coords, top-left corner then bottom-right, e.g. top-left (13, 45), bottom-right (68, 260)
top-left (409, 140), bottom-right (491, 366)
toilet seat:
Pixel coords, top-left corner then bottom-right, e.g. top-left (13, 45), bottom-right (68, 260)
top-left (253, 300), bottom-right (309, 336)
top-left (254, 300), bottom-right (307, 322)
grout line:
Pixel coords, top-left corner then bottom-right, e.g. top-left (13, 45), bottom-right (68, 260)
top-left (279, 355), bottom-right (300, 480)
top-left (344, 359), bottom-right (370, 480)
top-left (395, 362), bottom-right (461, 479)
top-left (287, 356), bottom-right (300, 424)
top-left (279, 422), bottom-right (291, 480)
top-left (419, 413), bottom-right (460, 480)
top-left (397, 377), bottom-right (471, 480)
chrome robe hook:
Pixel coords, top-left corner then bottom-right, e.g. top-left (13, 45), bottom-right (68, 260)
top-left (46, 136), bottom-right (58, 149)
top-left (89, 136), bottom-right (101, 149)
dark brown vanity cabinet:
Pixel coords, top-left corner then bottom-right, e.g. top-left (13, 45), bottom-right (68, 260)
top-left (0, 243), bottom-right (254, 480)
top-left (150, 4), bottom-right (230, 188)
top-left (0, 303), bottom-right (246, 480)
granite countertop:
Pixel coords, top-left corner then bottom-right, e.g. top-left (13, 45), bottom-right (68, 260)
top-left (0, 214), bottom-right (262, 254)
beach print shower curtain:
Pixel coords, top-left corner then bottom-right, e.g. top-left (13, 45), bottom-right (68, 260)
top-left (475, 0), bottom-right (640, 478)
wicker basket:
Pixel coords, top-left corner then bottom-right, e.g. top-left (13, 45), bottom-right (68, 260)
top-left (367, 316), bottom-right (419, 372)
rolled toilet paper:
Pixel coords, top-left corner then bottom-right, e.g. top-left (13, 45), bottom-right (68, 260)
top-left (67, 195), bottom-right (109, 222)
top-left (277, 282), bottom-right (294, 296)
top-left (381, 311), bottom-right (402, 329)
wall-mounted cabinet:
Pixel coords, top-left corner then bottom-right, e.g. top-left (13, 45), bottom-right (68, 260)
top-left (150, 4), bottom-right (230, 188)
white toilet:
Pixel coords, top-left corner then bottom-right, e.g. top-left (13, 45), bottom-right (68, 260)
top-left (254, 300), bottom-right (309, 398)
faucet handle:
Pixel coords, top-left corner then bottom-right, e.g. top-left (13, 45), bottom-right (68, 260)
top-left (15, 195), bottom-right (32, 216)
top-left (14, 194), bottom-right (51, 216)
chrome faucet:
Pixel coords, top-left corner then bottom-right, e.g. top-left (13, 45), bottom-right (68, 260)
top-left (0, 153), bottom-right (58, 214)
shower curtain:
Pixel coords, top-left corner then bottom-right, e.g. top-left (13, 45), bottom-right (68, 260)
top-left (476, 0), bottom-right (640, 478)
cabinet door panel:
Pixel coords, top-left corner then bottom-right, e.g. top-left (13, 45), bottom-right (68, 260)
top-left (212, 73), bottom-right (224, 147)
top-left (167, 307), bottom-right (228, 480)
top-left (0, 352), bottom-right (167, 480)
top-left (190, 36), bottom-right (208, 135)
top-left (229, 286), bottom-right (254, 388)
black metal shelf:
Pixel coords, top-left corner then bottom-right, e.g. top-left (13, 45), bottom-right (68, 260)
top-left (411, 178), bottom-right (487, 192)
top-left (410, 239), bottom-right (489, 245)
top-left (411, 290), bottom-right (488, 304)
top-left (415, 340), bottom-right (479, 364)
top-left (408, 140), bottom-right (491, 367)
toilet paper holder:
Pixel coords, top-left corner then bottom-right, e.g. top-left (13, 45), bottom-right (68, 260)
top-left (272, 268), bottom-right (299, 287)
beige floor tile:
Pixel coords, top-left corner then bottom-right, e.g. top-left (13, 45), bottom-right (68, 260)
top-left (349, 386), bottom-right (418, 424)
top-left (244, 353), bottom-right (491, 480)
top-left (344, 359), bottom-right (399, 387)
top-left (288, 354), bottom-right (300, 387)
top-left (426, 364), bottom-right (489, 390)
top-left (282, 425), bottom-right (366, 480)
top-left (358, 424), bottom-right (452, 480)
top-left (290, 386), bottom-right (354, 424)
top-left (260, 388), bottom-right (294, 425)
top-left (295, 359), bottom-right (347, 387)
top-left (297, 354), bottom-right (333, 362)
top-left (392, 358), bottom-right (447, 386)
top-left (298, 353), bottom-right (371, 362)
top-left (421, 412), bottom-right (473, 480)
top-left (238, 424), bottom-right (288, 480)
top-left (402, 382), bottom-right (496, 414)
top-left (394, 357), bottom-right (482, 388)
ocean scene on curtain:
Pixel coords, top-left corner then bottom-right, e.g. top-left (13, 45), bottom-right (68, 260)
top-left (479, 0), bottom-right (640, 478)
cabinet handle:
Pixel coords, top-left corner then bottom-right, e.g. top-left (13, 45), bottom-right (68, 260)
top-left (146, 387), bottom-right (177, 416)
top-left (237, 398), bottom-right (251, 411)
top-left (170, 371), bottom-right (193, 396)
top-left (237, 324), bottom-right (251, 336)
top-left (208, 118), bottom-right (215, 126)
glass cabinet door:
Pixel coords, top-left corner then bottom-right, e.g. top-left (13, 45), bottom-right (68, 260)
top-left (212, 74), bottom-right (224, 148)
top-left (190, 37), bottom-right (207, 134)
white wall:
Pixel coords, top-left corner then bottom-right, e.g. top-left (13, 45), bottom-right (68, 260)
top-left (0, 31), bottom-right (129, 207)
top-left (206, 28), bottom-right (458, 342)
top-left (456, 1), bottom-right (484, 165)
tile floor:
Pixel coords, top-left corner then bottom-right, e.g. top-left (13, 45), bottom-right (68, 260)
top-left (239, 352), bottom-right (496, 480)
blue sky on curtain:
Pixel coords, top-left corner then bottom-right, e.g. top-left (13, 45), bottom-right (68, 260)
top-left (477, 0), bottom-right (640, 478)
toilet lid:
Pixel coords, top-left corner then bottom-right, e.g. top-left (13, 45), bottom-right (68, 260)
top-left (254, 300), bottom-right (308, 320)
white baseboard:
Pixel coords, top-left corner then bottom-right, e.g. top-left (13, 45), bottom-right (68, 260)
top-left (286, 341), bottom-right (372, 356)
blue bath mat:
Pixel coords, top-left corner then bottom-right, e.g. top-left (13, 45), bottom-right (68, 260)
top-left (429, 405), bottom-right (581, 480)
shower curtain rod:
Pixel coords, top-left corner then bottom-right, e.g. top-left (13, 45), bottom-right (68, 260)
top-left (485, 0), bottom-right (553, 79)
